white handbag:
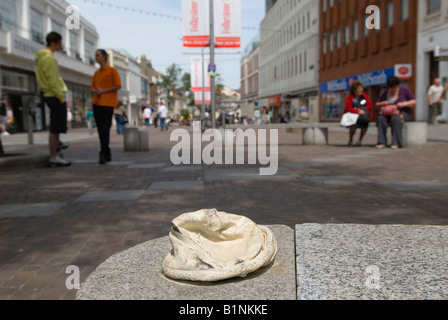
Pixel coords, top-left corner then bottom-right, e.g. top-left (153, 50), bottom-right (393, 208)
top-left (340, 112), bottom-right (359, 127)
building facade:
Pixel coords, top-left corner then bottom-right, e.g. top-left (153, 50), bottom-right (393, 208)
top-left (139, 55), bottom-right (163, 109)
top-left (319, 0), bottom-right (418, 122)
top-left (259, 0), bottom-right (320, 123)
top-left (416, 0), bottom-right (448, 122)
top-left (240, 35), bottom-right (260, 121)
top-left (0, 0), bottom-right (99, 131)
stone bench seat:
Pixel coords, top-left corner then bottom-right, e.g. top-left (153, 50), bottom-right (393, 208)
top-left (226, 123), bottom-right (330, 146)
top-left (76, 223), bottom-right (448, 300)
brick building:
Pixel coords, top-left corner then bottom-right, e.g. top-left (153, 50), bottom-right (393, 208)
top-left (319, 0), bottom-right (418, 122)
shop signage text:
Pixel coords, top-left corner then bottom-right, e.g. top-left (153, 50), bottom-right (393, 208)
top-left (320, 67), bottom-right (395, 93)
top-left (7, 34), bottom-right (44, 61)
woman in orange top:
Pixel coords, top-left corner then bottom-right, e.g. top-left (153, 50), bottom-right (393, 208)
top-left (91, 49), bottom-right (122, 164)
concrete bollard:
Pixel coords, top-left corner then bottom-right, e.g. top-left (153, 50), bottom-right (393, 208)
top-left (139, 128), bottom-right (150, 151)
top-left (403, 122), bottom-right (427, 148)
top-left (303, 127), bottom-right (328, 146)
top-left (124, 127), bottom-right (140, 152)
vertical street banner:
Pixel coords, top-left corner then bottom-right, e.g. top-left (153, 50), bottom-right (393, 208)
top-left (182, 0), bottom-right (210, 48)
top-left (191, 57), bottom-right (211, 104)
top-left (214, 0), bottom-right (241, 48)
top-left (182, 0), bottom-right (241, 48)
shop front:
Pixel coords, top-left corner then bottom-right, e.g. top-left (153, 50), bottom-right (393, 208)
top-left (268, 94), bottom-right (281, 123)
top-left (286, 90), bottom-right (319, 122)
top-left (1, 31), bottom-right (97, 132)
top-left (0, 67), bottom-right (43, 132)
top-left (319, 67), bottom-right (403, 122)
top-left (65, 82), bottom-right (94, 127)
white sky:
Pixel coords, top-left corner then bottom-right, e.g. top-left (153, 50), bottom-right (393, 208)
top-left (69, 0), bottom-right (266, 90)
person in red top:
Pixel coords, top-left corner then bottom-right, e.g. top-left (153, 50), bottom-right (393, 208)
top-left (343, 81), bottom-right (373, 147)
top-left (91, 49), bottom-right (122, 164)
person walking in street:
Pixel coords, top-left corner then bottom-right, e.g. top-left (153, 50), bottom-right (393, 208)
top-left (375, 76), bottom-right (416, 150)
top-left (144, 105), bottom-right (152, 127)
top-left (158, 101), bottom-right (168, 131)
top-left (114, 101), bottom-right (126, 135)
top-left (153, 107), bottom-right (159, 128)
top-left (91, 49), bottom-right (122, 164)
top-left (428, 78), bottom-right (445, 125)
top-left (35, 32), bottom-right (71, 167)
top-left (343, 81), bottom-right (373, 147)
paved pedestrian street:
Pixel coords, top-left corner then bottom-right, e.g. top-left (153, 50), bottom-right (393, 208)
top-left (1, 125), bottom-right (448, 299)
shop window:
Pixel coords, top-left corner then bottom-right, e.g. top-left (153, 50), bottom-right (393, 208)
top-left (1, 70), bottom-right (35, 93)
top-left (321, 92), bottom-right (342, 121)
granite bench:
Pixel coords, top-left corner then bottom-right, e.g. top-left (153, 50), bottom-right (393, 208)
top-left (76, 223), bottom-right (448, 300)
top-left (226, 123), bottom-right (330, 146)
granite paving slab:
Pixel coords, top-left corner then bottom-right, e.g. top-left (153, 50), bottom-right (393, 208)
top-left (76, 225), bottom-right (296, 300)
top-left (311, 158), bottom-right (349, 163)
top-left (74, 190), bottom-right (145, 202)
top-left (127, 163), bottom-right (165, 169)
top-left (0, 203), bottom-right (67, 218)
top-left (296, 224), bottom-right (448, 300)
top-left (308, 175), bottom-right (369, 185)
top-left (204, 167), bottom-right (299, 181)
top-left (149, 181), bottom-right (204, 190)
top-left (380, 181), bottom-right (448, 192)
top-left (282, 162), bottom-right (324, 168)
top-left (163, 165), bottom-right (204, 172)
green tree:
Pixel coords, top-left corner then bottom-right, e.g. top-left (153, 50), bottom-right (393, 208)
top-left (157, 63), bottom-right (182, 109)
top-left (181, 72), bottom-right (195, 107)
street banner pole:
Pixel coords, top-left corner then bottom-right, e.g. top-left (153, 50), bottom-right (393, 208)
top-left (209, 0), bottom-right (216, 129)
top-left (201, 48), bottom-right (205, 120)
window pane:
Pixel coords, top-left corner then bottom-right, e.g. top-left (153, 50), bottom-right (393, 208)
top-left (428, 0), bottom-right (441, 15)
top-left (401, 0), bottom-right (409, 21)
top-left (387, 2), bottom-right (394, 27)
top-left (353, 20), bottom-right (359, 41)
top-left (30, 8), bottom-right (44, 44)
top-left (51, 21), bottom-right (63, 35)
top-left (70, 32), bottom-right (78, 58)
top-left (0, 0), bottom-right (17, 33)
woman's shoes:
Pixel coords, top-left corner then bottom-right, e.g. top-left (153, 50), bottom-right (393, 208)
top-left (99, 152), bottom-right (112, 165)
top-left (390, 145), bottom-right (399, 150)
top-left (375, 144), bottom-right (386, 149)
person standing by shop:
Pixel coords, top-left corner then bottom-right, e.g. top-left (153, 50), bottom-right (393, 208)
top-left (428, 78), bottom-right (445, 125)
top-left (114, 101), bottom-right (126, 135)
top-left (35, 32), bottom-right (71, 167)
top-left (91, 49), bottom-right (122, 164)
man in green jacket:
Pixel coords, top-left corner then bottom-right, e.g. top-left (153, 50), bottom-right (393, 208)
top-left (35, 32), bottom-right (71, 167)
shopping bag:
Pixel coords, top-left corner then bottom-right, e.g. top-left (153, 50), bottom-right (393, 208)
top-left (340, 112), bottom-right (359, 127)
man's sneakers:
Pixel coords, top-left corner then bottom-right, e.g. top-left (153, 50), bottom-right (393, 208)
top-left (50, 142), bottom-right (71, 167)
top-left (49, 156), bottom-right (72, 167)
top-left (57, 141), bottom-right (70, 153)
